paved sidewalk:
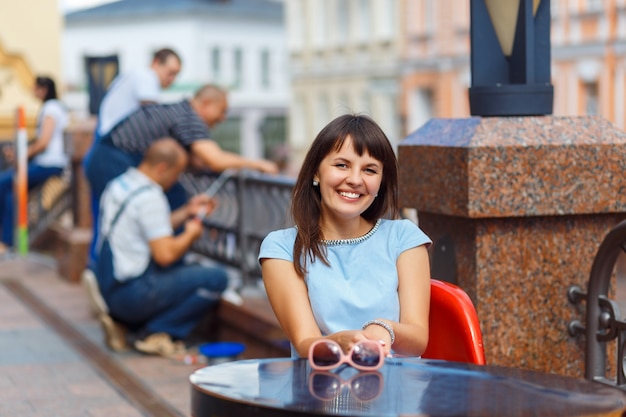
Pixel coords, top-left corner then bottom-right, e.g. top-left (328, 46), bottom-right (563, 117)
top-left (0, 253), bottom-right (204, 417)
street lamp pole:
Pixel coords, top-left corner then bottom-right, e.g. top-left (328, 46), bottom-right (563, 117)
top-left (469, 0), bottom-right (553, 116)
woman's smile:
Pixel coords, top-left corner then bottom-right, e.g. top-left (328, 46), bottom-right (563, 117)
top-left (338, 190), bottom-right (362, 200)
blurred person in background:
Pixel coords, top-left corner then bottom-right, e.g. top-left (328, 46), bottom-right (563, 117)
top-left (0, 76), bottom-right (68, 255)
top-left (81, 84), bottom-right (278, 315)
top-left (83, 48), bottom-right (182, 264)
top-left (91, 137), bottom-right (228, 355)
top-left (96, 47), bottom-right (181, 140)
top-left (85, 84), bottom-right (278, 213)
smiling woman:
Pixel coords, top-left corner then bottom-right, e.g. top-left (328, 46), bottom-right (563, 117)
top-left (258, 114), bottom-right (432, 363)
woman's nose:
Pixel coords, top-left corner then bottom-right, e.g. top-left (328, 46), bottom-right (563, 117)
top-left (346, 170), bottom-right (363, 185)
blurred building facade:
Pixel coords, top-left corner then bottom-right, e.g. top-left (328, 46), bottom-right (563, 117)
top-left (285, 0), bottom-right (403, 168)
top-left (4, 0), bottom-right (625, 169)
top-left (403, 0), bottom-right (626, 131)
top-left (286, 0), bottom-right (626, 171)
top-left (0, 0), bottom-right (64, 139)
top-left (551, 0), bottom-right (626, 127)
top-left (63, 0), bottom-right (289, 161)
top-left (401, 0), bottom-right (471, 135)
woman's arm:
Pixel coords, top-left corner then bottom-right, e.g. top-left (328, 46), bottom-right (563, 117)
top-left (362, 245), bottom-right (431, 356)
top-left (261, 258), bottom-right (325, 357)
top-left (27, 115), bottom-right (55, 159)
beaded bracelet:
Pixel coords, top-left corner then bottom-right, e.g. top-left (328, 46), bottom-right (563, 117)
top-left (362, 319), bottom-right (395, 345)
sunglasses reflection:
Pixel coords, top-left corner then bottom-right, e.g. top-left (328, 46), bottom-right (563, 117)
top-left (308, 370), bottom-right (384, 402)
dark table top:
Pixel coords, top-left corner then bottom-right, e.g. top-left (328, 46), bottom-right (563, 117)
top-left (190, 358), bottom-right (626, 417)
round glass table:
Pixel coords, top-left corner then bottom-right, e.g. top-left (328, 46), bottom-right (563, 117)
top-left (190, 358), bottom-right (626, 416)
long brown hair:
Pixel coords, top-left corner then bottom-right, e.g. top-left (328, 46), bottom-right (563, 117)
top-left (291, 114), bottom-right (399, 277)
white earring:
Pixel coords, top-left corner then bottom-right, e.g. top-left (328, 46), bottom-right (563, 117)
top-left (313, 179), bottom-right (319, 186)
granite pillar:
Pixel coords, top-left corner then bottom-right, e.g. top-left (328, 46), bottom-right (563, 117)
top-left (398, 116), bottom-right (626, 377)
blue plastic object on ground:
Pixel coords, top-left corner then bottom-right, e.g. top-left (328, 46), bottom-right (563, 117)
top-left (199, 342), bottom-right (245, 359)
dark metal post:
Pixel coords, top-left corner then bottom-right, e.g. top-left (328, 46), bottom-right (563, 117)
top-left (469, 0), bottom-right (553, 116)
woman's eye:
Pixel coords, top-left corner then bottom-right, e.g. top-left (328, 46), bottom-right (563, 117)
top-left (365, 168), bottom-right (378, 174)
top-left (335, 163), bottom-right (348, 169)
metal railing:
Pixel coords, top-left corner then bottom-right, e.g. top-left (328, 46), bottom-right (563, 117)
top-left (567, 220), bottom-right (626, 390)
top-left (27, 171), bottom-right (71, 245)
top-left (0, 142), bottom-right (72, 247)
top-left (179, 169), bottom-right (296, 288)
top-left (1, 131), bottom-right (293, 283)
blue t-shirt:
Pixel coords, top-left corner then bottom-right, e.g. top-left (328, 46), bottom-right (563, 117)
top-left (259, 218), bottom-right (431, 356)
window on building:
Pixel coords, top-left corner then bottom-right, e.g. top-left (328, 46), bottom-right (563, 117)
top-left (85, 54), bottom-right (119, 116)
top-left (356, 0), bottom-right (370, 43)
top-left (315, 93), bottom-right (330, 133)
top-left (261, 49), bottom-right (270, 89)
top-left (408, 88), bottom-right (434, 134)
top-left (291, 94), bottom-right (308, 148)
top-left (376, 94), bottom-right (399, 150)
top-left (424, 0), bottom-right (435, 34)
top-left (373, 0), bottom-right (395, 41)
top-left (233, 48), bottom-right (243, 89)
top-left (585, 0), bottom-right (603, 12)
top-left (550, 0), bottom-right (559, 18)
top-left (311, 0), bottom-right (328, 49)
top-left (260, 116), bottom-right (287, 163)
top-left (337, 92), bottom-right (351, 113)
top-left (584, 82), bottom-right (599, 116)
top-left (211, 47), bottom-right (221, 84)
top-left (359, 92), bottom-right (371, 115)
top-left (288, 1), bottom-right (305, 50)
top-left (336, 0), bottom-right (349, 45)
top-left (211, 116), bottom-right (241, 154)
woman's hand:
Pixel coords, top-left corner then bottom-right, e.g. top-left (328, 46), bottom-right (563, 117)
top-left (361, 322), bottom-right (394, 356)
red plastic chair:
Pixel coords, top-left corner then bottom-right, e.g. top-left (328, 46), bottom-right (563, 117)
top-left (421, 279), bottom-right (486, 365)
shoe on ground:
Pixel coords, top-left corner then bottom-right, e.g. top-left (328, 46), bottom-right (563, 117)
top-left (99, 313), bottom-right (128, 352)
top-left (134, 332), bottom-right (187, 358)
top-left (221, 288), bottom-right (243, 306)
top-left (81, 268), bottom-right (109, 316)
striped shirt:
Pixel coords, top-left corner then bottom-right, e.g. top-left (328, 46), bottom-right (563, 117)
top-left (109, 100), bottom-right (211, 153)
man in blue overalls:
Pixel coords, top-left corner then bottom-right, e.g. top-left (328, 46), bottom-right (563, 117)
top-left (93, 137), bottom-right (227, 356)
